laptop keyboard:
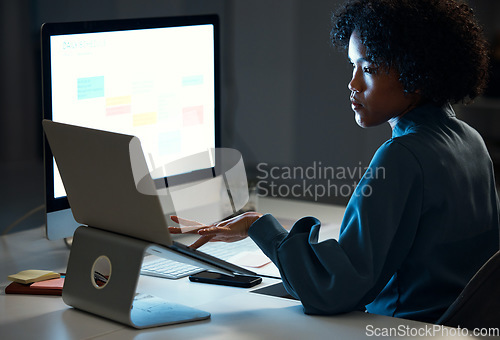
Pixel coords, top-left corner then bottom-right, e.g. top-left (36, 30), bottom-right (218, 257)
top-left (140, 237), bottom-right (261, 279)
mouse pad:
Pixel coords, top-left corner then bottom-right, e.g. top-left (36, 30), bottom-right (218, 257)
top-left (250, 282), bottom-right (298, 300)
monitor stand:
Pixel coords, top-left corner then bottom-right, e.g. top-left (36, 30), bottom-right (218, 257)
top-left (62, 226), bottom-right (210, 329)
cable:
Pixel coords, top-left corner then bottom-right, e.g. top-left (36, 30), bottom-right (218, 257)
top-left (258, 274), bottom-right (282, 280)
top-left (2, 204), bottom-right (44, 235)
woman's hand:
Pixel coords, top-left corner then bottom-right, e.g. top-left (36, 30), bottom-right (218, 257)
top-left (168, 212), bottom-right (263, 249)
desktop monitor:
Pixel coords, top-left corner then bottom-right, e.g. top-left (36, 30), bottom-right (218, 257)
top-left (41, 15), bottom-right (220, 240)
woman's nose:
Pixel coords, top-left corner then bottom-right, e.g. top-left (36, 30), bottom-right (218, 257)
top-left (348, 70), bottom-right (361, 93)
top-left (347, 75), bottom-right (359, 92)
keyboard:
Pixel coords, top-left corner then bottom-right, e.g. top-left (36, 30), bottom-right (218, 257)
top-left (141, 256), bottom-right (203, 279)
top-left (140, 237), bottom-right (261, 279)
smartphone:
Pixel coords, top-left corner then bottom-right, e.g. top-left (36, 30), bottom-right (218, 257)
top-left (189, 271), bottom-right (262, 288)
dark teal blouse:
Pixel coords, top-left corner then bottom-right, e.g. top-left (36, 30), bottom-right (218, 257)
top-left (249, 103), bottom-right (500, 323)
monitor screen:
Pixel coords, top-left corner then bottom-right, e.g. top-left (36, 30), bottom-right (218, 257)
top-left (41, 15), bottom-right (220, 240)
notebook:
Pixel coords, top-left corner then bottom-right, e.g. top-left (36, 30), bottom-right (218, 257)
top-left (42, 120), bottom-right (256, 276)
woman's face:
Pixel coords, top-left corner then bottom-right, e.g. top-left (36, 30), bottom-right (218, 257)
top-left (347, 31), bottom-right (420, 129)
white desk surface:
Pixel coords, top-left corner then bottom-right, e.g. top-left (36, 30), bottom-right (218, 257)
top-left (0, 197), bottom-right (484, 339)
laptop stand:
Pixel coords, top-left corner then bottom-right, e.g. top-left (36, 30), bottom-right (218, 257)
top-left (62, 226), bottom-right (210, 329)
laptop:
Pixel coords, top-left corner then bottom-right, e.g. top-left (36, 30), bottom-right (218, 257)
top-left (42, 119), bottom-right (257, 276)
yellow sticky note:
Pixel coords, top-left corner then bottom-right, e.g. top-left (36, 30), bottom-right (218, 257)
top-left (8, 270), bottom-right (60, 284)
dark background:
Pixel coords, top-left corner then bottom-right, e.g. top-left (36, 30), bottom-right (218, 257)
top-left (1, 0), bottom-right (499, 234)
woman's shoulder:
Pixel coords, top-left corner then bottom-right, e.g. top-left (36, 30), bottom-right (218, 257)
top-left (373, 106), bottom-right (492, 178)
top-left (368, 138), bottom-right (423, 176)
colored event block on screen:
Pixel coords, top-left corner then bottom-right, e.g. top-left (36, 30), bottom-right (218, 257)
top-left (159, 131), bottom-right (181, 155)
top-left (77, 76), bottom-right (104, 100)
top-left (182, 75), bottom-right (204, 86)
top-left (106, 95), bottom-right (132, 106)
top-left (106, 96), bottom-right (132, 116)
top-left (183, 105), bottom-right (204, 126)
top-left (106, 105), bottom-right (131, 116)
top-left (133, 112), bottom-right (157, 126)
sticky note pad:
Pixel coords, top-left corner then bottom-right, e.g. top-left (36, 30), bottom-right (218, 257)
top-left (30, 277), bottom-right (65, 290)
top-left (8, 270), bottom-right (60, 284)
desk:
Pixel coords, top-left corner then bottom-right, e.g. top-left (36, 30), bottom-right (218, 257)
top-left (0, 197), bottom-right (484, 339)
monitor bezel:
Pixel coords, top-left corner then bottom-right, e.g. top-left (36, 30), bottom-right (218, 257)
top-left (41, 14), bottom-right (221, 214)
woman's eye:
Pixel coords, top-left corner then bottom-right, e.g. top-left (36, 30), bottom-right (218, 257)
top-left (363, 66), bottom-right (374, 74)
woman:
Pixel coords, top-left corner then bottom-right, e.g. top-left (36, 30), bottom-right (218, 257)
top-left (171, 0), bottom-right (499, 323)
